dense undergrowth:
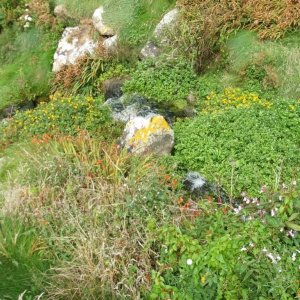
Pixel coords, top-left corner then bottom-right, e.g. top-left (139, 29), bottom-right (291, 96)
top-left (0, 0), bottom-right (299, 299)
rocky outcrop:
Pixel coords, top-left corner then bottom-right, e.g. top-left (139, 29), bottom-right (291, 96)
top-left (52, 25), bottom-right (98, 73)
top-left (92, 7), bottom-right (114, 36)
top-left (120, 114), bottom-right (174, 155)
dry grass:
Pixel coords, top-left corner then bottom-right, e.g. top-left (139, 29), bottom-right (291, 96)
top-left (0, 135), bottom-right (173, 299)
top-left (177, 0), bottom-right (300, 71)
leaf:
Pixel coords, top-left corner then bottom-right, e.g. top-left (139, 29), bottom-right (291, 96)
top-left (286, 222), bottom-right (300, 231)
top-left (288, 213), bottom-right (299, 222)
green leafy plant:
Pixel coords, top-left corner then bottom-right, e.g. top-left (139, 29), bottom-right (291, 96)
top-left (123, 57), bottom-right (199, 112)
top-left (0, 94), bottom-right (120, 143)
top-left (173, 98), bottom-right (300, 196)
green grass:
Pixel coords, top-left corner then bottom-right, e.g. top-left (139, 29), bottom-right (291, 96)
top-left (0, 217), bottom-right (50, 299)
top-left (0, 27), bottom-right (58, 113)
top-left (54, 0), bottom-right (176, 47)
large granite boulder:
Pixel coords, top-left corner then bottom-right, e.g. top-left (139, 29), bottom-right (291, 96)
top-left (52, 25), bottom-right (98, 73)
top-left (120, 114), bottom-right (174, 155)
top-left (92, 6), bottom-right (115, 36)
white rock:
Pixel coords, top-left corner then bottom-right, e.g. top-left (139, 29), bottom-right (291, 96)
top-left (92, 6), bottom-right (114, 36)
top-left (103, 35), bottom-right (118, 52)
top-left (52, 26), bottom-right (98, 73)
top-left (154, 8), bottom-right (179, 39)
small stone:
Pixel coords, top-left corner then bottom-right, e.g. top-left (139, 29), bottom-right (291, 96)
top-left (140, 41), bottom-right (161, 59)
top-left (54, 4), bottom-right (69, 19)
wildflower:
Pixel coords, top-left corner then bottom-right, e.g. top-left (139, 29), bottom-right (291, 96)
top-left (266, 253), bottom-right (277, 264)
top-left (249, 242), bottom-right (255, 248)
top-left (241, 246), bottom-right (247, 252)
top-left (186, 259), bottom-right (193, 265)
top-left (292, 180), bottom-right (297, 186)
top-left (262, 248), bottom-right (268, 252)
top-left (271, 209), bottom-right (276, 217)
top-left (287, 230), bottom-right (296, 238)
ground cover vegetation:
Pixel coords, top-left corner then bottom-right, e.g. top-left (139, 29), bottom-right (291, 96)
top-left (0, 0), bottom-right (299, 298)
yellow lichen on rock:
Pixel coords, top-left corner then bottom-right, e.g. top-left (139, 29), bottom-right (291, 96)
top-left (130, 116), bottom-right (171, 144)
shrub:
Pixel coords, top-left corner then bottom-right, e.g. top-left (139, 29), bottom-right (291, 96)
top-left (200, 88), bottom-right (272, 113)
top-left (123, 58), bottom-right (199, 112)
top-left (173, 99), bottom-right (300, 196)
top-left (0, 94), bottom-right (120, 144)
top-left (224, 31), bottom-right (300, 100)
top-left (176, 0), bottom-right (300, 71)
top-left (150, 183), bottom-right (300, 299)
top-left (52, 55), bottom-right (132, 97)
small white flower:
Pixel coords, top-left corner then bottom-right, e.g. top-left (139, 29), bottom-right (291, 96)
top-left (280, 228), bottom-right (284, 232)
top-left (292, 253), bottom-right (296, 261)
top-left (292, 180), bottom-right (297, 186)
top-left (276, 255), bottom-right (281, 261)
top-left (24, 22), bottom-right (30, 28)
top-left (287, 230), bottom-right (296, 238)
top-left (241, 246), bottom-right (247, 252)
top-left (266, 253), bottom-right (277, 264)
top-left (262, 247), bottom-right (268, 252)
top-left (271, 209), bottom-right (276, 217)
top-left (278, 195), bottom-right (283, 201)
top-left (186, 259), bottom-right (193, 265)
top-left (249, 242), bottom-right (254, 248)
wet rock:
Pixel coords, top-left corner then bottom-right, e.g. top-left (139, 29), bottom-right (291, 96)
top-left (120, 114), bottom-right (174, 155)
top-left (105, 95), bottom-right (154, 123)
top-left (183, 172), bottom-right (230, 203)
top-left (92, 6), bottom-right (114, 36)
top-left (0, 101), bottom-right (35, 120)
top-left (52, 25), bottom-right (98, 73)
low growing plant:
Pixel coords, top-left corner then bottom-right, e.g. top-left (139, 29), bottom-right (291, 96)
top-left (173, 98), bottom-right (300, 196)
